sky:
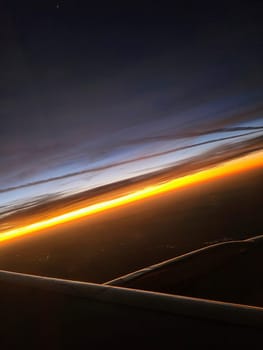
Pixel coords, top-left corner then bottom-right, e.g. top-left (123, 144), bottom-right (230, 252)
top-left (0, 1), bottom-right (263, 212)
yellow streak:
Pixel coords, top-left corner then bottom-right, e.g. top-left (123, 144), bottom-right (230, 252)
top-left (1, 150), bottom-right (263, 243)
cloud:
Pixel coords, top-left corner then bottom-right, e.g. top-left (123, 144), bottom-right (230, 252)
top-left (0, 128), bottom-right (262, 194)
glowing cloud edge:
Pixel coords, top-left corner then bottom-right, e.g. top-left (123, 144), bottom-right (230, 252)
top-left (0, 150), bottom-right (262, 243)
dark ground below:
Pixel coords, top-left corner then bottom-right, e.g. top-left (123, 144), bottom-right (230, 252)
top-left (0, 167), bottom-right (262, 284)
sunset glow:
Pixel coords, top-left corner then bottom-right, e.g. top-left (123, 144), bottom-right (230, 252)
top-left (1, 150), bottom-right (262, 244)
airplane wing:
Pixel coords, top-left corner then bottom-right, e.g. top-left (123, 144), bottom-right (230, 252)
top-left (1, 234), bottom-right (263, 347)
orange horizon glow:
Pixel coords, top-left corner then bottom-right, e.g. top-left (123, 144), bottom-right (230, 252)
top-left (0, 150), bottom-right (263, 244)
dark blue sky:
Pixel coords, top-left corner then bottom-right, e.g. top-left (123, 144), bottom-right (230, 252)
top-left (0, 1), bottom-right (262, 209)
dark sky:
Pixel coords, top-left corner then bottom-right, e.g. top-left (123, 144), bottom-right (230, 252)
top-left (0, 1), bottom-right (263, 209)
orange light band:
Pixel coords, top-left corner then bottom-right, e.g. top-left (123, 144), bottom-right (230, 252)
top-left (0, 150), bottom-right (262, 243)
